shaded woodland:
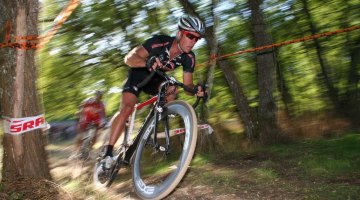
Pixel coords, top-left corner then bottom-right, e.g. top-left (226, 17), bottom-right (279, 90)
top-left (36, 0), bottom-right (359, 144)
top-left (0, 0), bottom-right (359, 197)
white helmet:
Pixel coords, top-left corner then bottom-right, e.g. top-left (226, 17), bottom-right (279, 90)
top-left (95, 90), bottom-right (104, 96)
top-left (178, 15), bottom-right (205, 37)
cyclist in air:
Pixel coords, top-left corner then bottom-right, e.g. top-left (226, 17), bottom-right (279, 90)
top-left (102, 15), bottom-right (206, 169)
top-left (75, 90), bottom-right (107, 154)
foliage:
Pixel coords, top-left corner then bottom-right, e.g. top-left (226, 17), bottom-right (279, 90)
top-left (37, 0), bottom-right (360, 127)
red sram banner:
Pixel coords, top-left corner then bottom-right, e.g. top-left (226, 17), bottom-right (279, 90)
top-left (2, 114), bottom-right (46, 135)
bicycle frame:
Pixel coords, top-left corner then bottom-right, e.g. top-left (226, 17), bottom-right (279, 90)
top-left (121, 96), bottom-right (158, 163)
top-left (116, 74), bottom-right (213, 164)
top-left (116, 74), bottom-right (192, 163)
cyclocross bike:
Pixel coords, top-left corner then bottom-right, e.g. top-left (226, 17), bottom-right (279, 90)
top-left (68, 123), bottom-right (98, 161)
top-left (93, 69), bottom-right (207, 200)
top-left (79, 123), bottom-right (98, 160)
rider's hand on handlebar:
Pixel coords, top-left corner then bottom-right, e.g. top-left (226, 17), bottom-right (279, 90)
top-left (146, 56), bottom-right (174, 72)
top-left (194, 84), bottom-right (206, 97)
top-left (146, 56), bottom-right (163, 72)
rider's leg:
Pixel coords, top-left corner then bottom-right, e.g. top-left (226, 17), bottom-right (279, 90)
top-left (90, 129), bottom-right (98, 149)
top-left (104, 92), bottom-right (138, 157)
top-left (75, 122), bottom-right (85, 152)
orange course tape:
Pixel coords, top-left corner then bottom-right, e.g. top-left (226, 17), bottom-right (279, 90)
top-left (0, 0), bottom-right (80, 50)
top-left (196, 25), bottom-right (360, 68)
top-left (37, 0), bottom-right (81, 49)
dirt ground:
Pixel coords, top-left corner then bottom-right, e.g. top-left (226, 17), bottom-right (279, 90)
top-left (1, 125), bottom-right (359, 200)
top-left (0, 148), bottom-right (295, 200)
top-left (0, 142), bottom-right (298, 200)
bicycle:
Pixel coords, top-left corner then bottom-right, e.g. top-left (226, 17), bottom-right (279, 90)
top-left (76, 124), bottom-right (94, 159)
top-left (69, 123), bottom-right (101, 178)
top-left (68, 122), bottom-right (105, 160)
top-left (93, 69), bottom-right (206, 200)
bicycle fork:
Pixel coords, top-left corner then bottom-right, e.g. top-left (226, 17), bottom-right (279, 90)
top-left (153, 106), bottom-right (171, 155)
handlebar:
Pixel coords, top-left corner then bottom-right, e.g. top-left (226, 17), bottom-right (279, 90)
top-left (134, 68), bottom-right (207, 108)
top-left (136, 70), bottom-right (157, 89)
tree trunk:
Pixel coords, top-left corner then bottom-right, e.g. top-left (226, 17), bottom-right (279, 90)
top-left (248, 0), bottom-right (280, 144)
top-left (301, 0), bottom-right (340, 109)
top-left (340, 0), bottom-right (360, 125)
top-left (275, 49), bottom-right (293, 117)
top-left (217, 51), bottom-right (258, 141)
top-left (0, 0), bottom-right (51, 180)
top-left (344, 36), bottom-right (360, 125)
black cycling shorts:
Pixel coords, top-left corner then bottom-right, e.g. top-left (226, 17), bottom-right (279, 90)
top-left (122, 68), bottom-right (165, 97)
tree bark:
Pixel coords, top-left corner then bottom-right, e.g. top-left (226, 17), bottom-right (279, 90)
top-left (248, 0), bottom-right (280, 144)
top-left (339, 0), bottom-right (360, 123)
top-left (300, 0), bottom-right (340, 109)
top-left (0, 0), bottom-right (52, 180)
top-left (217, 51), bottom-right (258, 141)
top-left (275, 49), bottom-right (293, 117)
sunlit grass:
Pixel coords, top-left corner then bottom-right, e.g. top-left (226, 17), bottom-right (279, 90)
top-left (141, 159), bottom-right (176, 176)
top-left (184, 133), bottom-right (360, 198)
top-left (251, 168), bottom-right (278, 181)
top-left (305, 184), bottom-right (360, 200)
top-left (62, 178), bottom-right (109, 199)
top-left (266, 133), bottom-right (360, 178)
top-left (63, 179), bottom-right (82, 192)
top-left (191, 153), bottom-right (213, 166)
top-left (191, 168), bottom-right (239, 193)
top-left (302, 157), bottom-right (352, 177)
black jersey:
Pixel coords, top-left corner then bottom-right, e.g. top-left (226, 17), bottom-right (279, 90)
top-left (142, 35), bottom-right (196, 73)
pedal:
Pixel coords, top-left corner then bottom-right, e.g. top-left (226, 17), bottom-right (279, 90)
top-left (159, 146), bottom-right (166, 152)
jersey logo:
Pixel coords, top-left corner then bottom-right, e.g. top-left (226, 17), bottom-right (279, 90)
top-left (151, 42), bottom-right (169, 49)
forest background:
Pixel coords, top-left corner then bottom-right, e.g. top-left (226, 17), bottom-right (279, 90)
top-left (0, 0), bottom-right (359, 199)
top-left (39, 0), bottom-right (359, 143)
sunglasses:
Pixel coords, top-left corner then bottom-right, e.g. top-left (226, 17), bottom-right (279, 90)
top-left (182, 31), bottom-right (201, 42)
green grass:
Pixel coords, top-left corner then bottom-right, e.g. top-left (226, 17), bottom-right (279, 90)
top-left (186, 132), bottom-right (360, 199)
top-left (251, 168), bottom-right (279, 181)
top-left (192, 153), bottom-right (214, 165)
top-left (266, 133), bottom-right (360, 178)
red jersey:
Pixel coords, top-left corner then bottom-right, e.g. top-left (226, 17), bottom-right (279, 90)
top-left (78, 97), bottom-right (106, 130)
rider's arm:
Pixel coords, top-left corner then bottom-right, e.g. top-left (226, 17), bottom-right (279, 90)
top-left (183, 72), bottom-right (205, 97)
top-left (124, 46), bottom-right (149, 68)
top-left (182, 53), bottom-right (205, 97)
top-left (183, 72), bottom-right (195, 96)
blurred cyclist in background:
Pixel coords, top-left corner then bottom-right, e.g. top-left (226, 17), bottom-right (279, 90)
top-left (75, 90), bottom-right (107, 153)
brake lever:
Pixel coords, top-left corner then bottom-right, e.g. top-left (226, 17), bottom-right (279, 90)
top-left (192, 83), bottom-right (208, 108)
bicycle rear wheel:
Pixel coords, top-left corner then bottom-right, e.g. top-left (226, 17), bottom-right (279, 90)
top-left (79, 128), bottom-right (96, 160)
top-left (132, 100), bottom-right (198, 200)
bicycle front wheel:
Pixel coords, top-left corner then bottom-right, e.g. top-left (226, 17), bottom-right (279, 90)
top-left (132, 100), bottom-right (198, 200)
